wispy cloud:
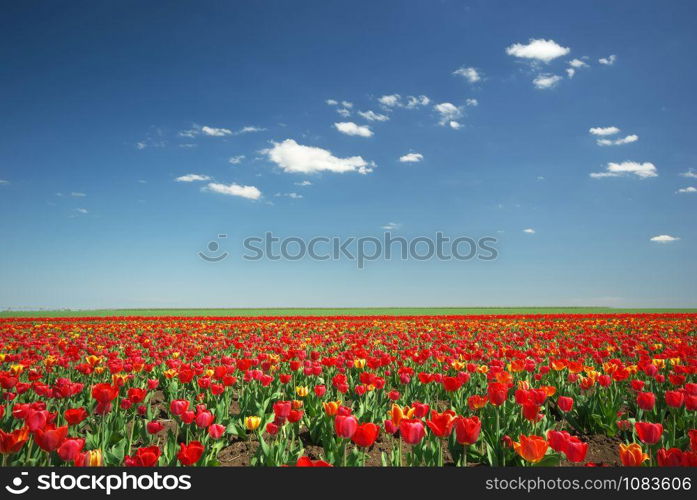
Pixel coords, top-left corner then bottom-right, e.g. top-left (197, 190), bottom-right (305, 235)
top-left (357, 110), bottom-right (389, 122)
top-left (598, 54), bottom-right (617, 65)
top-left (399, 153), bottom-right (423, 163)
top-left (0, 179), bottom-right (8, 185)
top-left (228, 155), bottom-right (245, 165)
top-left (597, 134), bottom-right (638, 146)
top-left (70, 192), bottom-right (86, 197)
top-left (175, 174), bottom-right (211, 182)
top-left (381, 222), bottom-right (401, 230)
top-left (676, 186), bottom-right (696, 194)
top-left (453, 66), bottom-right (482, 83)
top-left (294, 180), bottom-right (312, 186)
top-left (533, 74), bottom-right (562, 89)
top-left (377, 94), bottom-right (430, 110)
top-left (205, 182), bottom-right (261, 200)
top-left (264, 139), bottom-right (374, 175)
top-left (590, 161), bottom-right (657, 179)
top-left (523, 228), bottom-right (536, 234)
top-left (679, 169), bottom-right (697, 179)
top-left (179, 124), bottom-right (265, 139)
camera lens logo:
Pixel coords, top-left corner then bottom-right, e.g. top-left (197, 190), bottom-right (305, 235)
top-left (5, 472), bottom-right (29, 495)
top-left (198, 234), bottom-right (229, 262)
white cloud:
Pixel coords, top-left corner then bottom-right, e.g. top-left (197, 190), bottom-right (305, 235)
top-left (399, 153), bottom-right (423, 163)
top-left (175, 174), bottom-right (211, 182)
top-left (434, 102), bottom-right (463, 126)
top-left (378, 94), bottom-right (401, 108)
top-left (599, 54), bottom-right (617, 65)
top-left (136, 141), bottom-right (147, 150)
top-left (465, 98), bottom-right (478, 107)
top-left (264, 139), bottom-right (374, 175)
top-left (533, 74), bottom-right (562, 89)
top-left (76, 208), bottom-right (88, 214)
top-left (381, 222), bottom-right (401, 230)
top-left (287, 192), bottom-right (303, 199)
top-left (453, 66), bottom-right (481, 83)
top-left (679, 169), bottom-right (697, 179)
top-left (568, 58), bottom-right (589, 68)
top-left (205, 182), bottom-right (261, 200)
top-left (358, 110), bottom-right (389, 122)
top-left (589, 126), bottom-right (620, 136)
top-left (336, 108), bottom-right (352, 117)
top-left (228, 155), bottom-right (245, 164)
top-left (341, 101), bottom-right (353, 109)
top-left (334, 122), bottom-right (373, 137)
top-left (294, 180), bottom-right (312, 186)
top-left (237, 126), bottom-right (266, 134)
top-left (506, 39), bottom-right (570, 63)
top-left (179, 124), bottom-right (263, 138)
top-left (0, 179), bottom-right (9, 185)
top-left (596, 134), bottom-right (638, 146)
top-left (325, 99), bottom-right (338, 106)
top-left (566, 68), bottom-right (576, 78)
top-left (523, 228), bottom-right (536, 234)
top-left (650, 235), bottom-right (679, 243)
top-left (677, 186), bottom-right (697, 194)
top-left (405, 95), bottom-right (430, 108)
top-left (590, 161), bottom-right (658, 179)
top-left (378, 94), bottom-right (429, 109)
top-left (449, 121), bottom-right (463, 130)
top-left (70, 192), bottom-right (86, 197)
top-left (201, 126), bottom-right (233, 137)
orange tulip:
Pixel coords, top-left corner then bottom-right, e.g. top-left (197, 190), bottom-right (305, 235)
top-left (619, 443), bottom-right (649, 466)
top-left (387, 404), bottom-right (415, 426)
top-left (514, 435), bottom-right (549, 463)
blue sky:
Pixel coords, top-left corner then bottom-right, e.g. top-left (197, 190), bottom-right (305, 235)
top-left (1, 0), bottom-right (696, 309)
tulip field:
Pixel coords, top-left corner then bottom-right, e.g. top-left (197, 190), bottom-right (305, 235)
top-left (1, 313), bottom-right (696, 467)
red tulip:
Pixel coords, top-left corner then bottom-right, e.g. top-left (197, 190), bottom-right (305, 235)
top-left (177, 441), bottom-right (205, 466)
top-left (91, 383), bottom-right (118, 404)
top-left (635, 422), bottom-right (663, 445)
top-left (453, 416), bottom-right (481, 445)
top-left (169, 400), bottom-right (189, 416)
top-left (208, 424), bottom-right (225, 439)
top-left (547, 430), bottom-right (571, 453)
top-left (273, 401), bottom-right (292, 419)
top-left (146, 421), bottom-right (164, 434)
top-left (426, 410), bottom-right (456, 438)
top-left (351, 422), bottom-right (379, 448)
top-left (125, 446), bottom-right (161, 467)
top-left (195, 410), bottom-right (214, 428)
top-left (57, 438), bottom-right (85, 462)
top-left (334, 415), bottom-right (358, 439)
top-left (399, 419), bottom-right (426, 445)
top-left (665, 390), bottom-right (685, 408)
top-left (487, 383), bottom-right (508, 406)
top-left (296, 456), bottom-right (332, 467)
top-left (636, 392), bottom-right (656, 411)
top-left (443, 376), bottom-right (463, 392)
top-left (564, 437), bottom-right (588, 463)
top-left (557, 396), bottom-right (574, 412)
top-left (64, 408), bottom-right (88, 426)
top-left (656, 448), bottom-right (687, 466)
top-left (0, 426), bottom-right (30, 454)
top-left (34, 425), bottom-right (69, 452)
